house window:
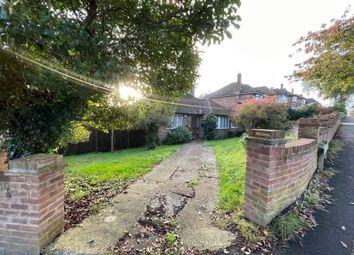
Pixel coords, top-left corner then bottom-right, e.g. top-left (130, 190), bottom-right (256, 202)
top-left (230, 121), bottom-right (237, 128)
top-left (301, 99), bottom-right (306, 105)
top-left (255, 94), bottom-right (262, 100)
top-left (277, 95), bottom-right (287, 103)
top-left (217, 116), bottom-right (229, 129)
top-left (0, 1), bottom-right (6, 19)
top-left (170, 114), bottom-right (183, 129)
top-left (292, 96), bottom-right (297, 102)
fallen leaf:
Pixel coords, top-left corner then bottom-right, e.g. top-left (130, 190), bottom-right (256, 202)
top-left (340, 241), bottom-right (347, 248)
top-left (342, 225), bottom-right (346, 231)
top-left (349, 202), bottom-right (354, 205)
top-left (223, 249), bottom-right (230, 254)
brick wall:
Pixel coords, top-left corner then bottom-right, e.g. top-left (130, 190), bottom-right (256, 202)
top-left (0, 152), bottom-right (7, 172)
top-left (244, 113), bottom-right (341, 226)
top-left (0, 154), bottom-right (65, 255)
top-left (299, 113), bottom-right (341, 144)
top-left (244, 129), bottom-right (318, 226)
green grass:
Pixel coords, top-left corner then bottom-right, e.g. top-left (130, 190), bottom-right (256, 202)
top-left (204, 137), bottom-right (246, 211)
top-left (270, 212), bottom-right (307, 240)
top-left (64, 145), bottom-right (180, 200)
top-left (166, 233), bottom-right (177, 247)
top-left (327, 139), bottom-right (343, 159)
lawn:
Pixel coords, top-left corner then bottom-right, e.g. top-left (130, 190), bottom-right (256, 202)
top-left (64, 145), bottom-right (180, 200)
top-left (204, 137), bottom-right (247, 212)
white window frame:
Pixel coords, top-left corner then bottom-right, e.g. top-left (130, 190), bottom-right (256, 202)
top-left (277, 95), bottom-right (287, 103)
top-left (169, 114), bottom-right (183, 129)
top-left (292, 96), bottom-right (297, 102)
top-left (216, 116), bottom-right (230, 129)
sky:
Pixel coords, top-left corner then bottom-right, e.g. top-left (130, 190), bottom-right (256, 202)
top-left (195, 0), bottom-right (353, 105)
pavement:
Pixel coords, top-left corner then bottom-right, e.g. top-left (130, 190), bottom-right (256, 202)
top-left (277, 117), bottom-right (354, 255)
top-left (46, 142), bottom-right (235, 254)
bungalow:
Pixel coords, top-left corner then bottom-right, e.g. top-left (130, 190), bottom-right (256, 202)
top-left (158, 93), bottom-right (236, 141)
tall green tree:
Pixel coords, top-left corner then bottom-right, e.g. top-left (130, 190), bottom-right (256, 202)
top-left (291, 9), bottom-right (354, 99)
top-left (0, 0), bottom-right (242, 157)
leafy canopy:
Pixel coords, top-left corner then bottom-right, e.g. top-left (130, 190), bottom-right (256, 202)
top-left (291, 9), bottom-right (354, 99)
top-left (0, 0), bottom-right (242, 157)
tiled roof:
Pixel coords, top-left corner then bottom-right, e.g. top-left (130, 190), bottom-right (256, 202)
top-left (175, 94), bottom-right (231, 116)
top-left (306, 98), bottom-right (320, 104)
top-left (207, 83), bottom-right (280, 98)
top-left (254, 86), bottom-right (277, 96)
top-left (272, 88), bottom-right (296, 96)
top-left (206, 82), bottom-right (259, 98)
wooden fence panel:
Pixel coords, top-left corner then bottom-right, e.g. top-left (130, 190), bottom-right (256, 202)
top-left (66, 129), bottom-right (146, 155)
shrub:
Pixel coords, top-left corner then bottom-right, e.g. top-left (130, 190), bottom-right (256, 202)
top-left (202, 114), bottom-right (217, 140)
top-left (287, 105), bottom-right (318, 121)
top-left (228, 129), bottom-right (243, 138)
top-left (146, 123), bottom-right (159, 150)
top-left (232, 97), bottom-right (290, 131)
top-left (164, 127), bottom-right (192, 145)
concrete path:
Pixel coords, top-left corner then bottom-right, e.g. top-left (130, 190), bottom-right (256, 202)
top-left (277, 117), bottom-right (354, 255)
top-left (47, 142), bottom-right (235, 254)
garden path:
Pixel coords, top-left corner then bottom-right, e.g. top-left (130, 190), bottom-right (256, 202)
top-left (47, 142), bottom-right (235, 254)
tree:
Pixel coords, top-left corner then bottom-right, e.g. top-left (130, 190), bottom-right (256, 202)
top-left (0, 49), bottom-right (96, 158)
top-left (291, 9), bottom-right (354, 99)
top-left (202, 114), bottom-right (217, 140)
top-left (0, 0), bottom-right (242, 157)
top-left (134, 101), bottom-right (174, 149)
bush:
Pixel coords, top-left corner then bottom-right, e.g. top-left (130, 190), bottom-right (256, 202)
top-left (233, 97), bottom-right (290, 131)
top-left (228, 129), bottom-right (243, 138)
top-left (202, 114), bottom-right (217, 140)
top-left (146, 123), bottom-right (159, 150)
top-left (164, 127), bottom-right (192, 145)
top-left (287, 105), bottom-right (318, 121)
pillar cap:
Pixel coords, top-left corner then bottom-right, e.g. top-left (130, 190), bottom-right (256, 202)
top-left (247, 129), bottom-right (286, 145)
top-left (8, 154), bottom-right (64, 175)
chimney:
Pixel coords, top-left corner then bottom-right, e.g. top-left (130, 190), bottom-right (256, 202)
top-left (236, 73), bottom-right (241, 94)
top-left (189, 86), bottom-right (195, 96)
top-left (291, 88), bottom-right (294, 94)
top-left (280, 83), bottom-right (284, 89)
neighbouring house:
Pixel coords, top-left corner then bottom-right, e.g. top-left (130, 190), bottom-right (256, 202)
top-left (158, 93), bottom-right (236, 141)
top-left (206, 73), bottom-right (277, 108)
top-left (207, 73), bottom-right (317, 109)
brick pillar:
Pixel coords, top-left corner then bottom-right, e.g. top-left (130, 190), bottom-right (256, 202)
top-left (0, 154), bottom-right (65, 255)
top-left (0, 152), bottom-right (7, 172)
top-left (244, 129), bottom-right (286, 226)
top-left (298, 117), bottom-right (320, 142)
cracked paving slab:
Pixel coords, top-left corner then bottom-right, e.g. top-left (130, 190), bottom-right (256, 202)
top-left (46, 142), bottom-right (235, 254)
